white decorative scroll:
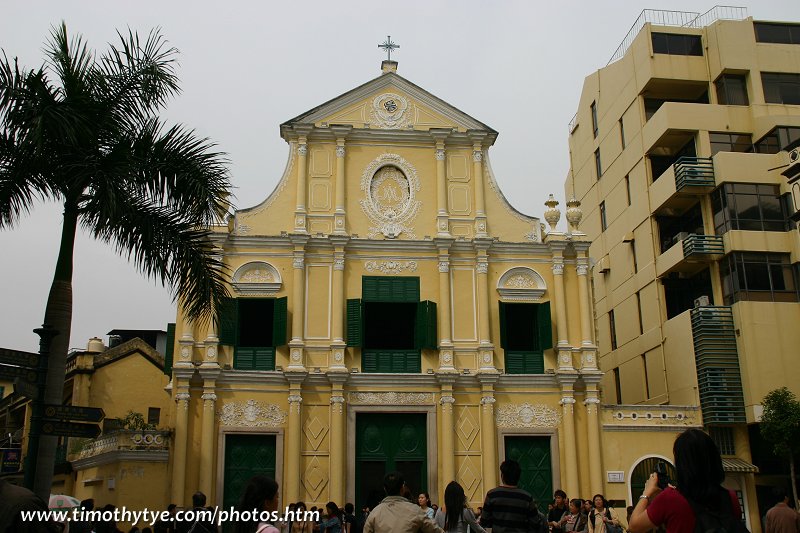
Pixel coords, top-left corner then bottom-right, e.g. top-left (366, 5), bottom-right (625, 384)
top-left (360, 154), bottom-right (421, 239)
top-left (364, 260), bottom-right (418, 274)
top-left (293, 257), bottom-right (305, 269)
top-left (476, 260), bottom-right (489, 274)
top-left (298, 144), bottom-right (308, 156)
top-left (371, 93), bottom-right (411, 129)
top-left (232, 261), bottom-right (282, 296)
top-left (336, 146), bottom-right (346, 158)
top-left (577, 264), bottom-right (589, 276)
top-left (473, 150), bottom-right (483, 162)
top-left (349, 392), bottom-right (435, 405)
top-left (552, 262), bottom-right (564, 276)
top-left (497, 267), bottom-right (547, 302)
top-left (435, 149), bottom-right (445, 161)
top-left (333, 258), bottom-right (345, 271)
top-left (438, 261), bottom-right (450, 273)
top-left (218, 400), bottom-right (287, 427)
top-left (495, 402), bottom-right (562, 428)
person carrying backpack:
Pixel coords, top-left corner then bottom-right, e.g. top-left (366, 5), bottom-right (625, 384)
top-left (628, 429), bottom-right (748, 533)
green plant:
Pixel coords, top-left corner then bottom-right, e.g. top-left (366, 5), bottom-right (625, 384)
top-left (121, 411), bottom-right (156, 431)
top-left (760, 387), bottom-right (800, 506)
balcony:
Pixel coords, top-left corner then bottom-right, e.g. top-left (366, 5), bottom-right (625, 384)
top-left (651, 157), bottom-right (717, 216)
top-left (657, 233), bottom-right (723, 277)
top-left (682, 234), bottom-right (724, 256)
top-left (690, 307), bottom-right (746, 424)
top-left (675, 157), bottom-right (715, 189)
top-left (69, 430), bottom-right (170, 468)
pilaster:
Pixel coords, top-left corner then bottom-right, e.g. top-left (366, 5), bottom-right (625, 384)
top-left (583, 374), bottom-right (604, 495)
top-left (430, 128), bottom-right (452, 237)
top-left (550, 241), bottom-right (574, 371)
top-left (331, 125), bottom-right (352, 234)
top-left (198, 369), bottom-right (219, 502)
top-left (284, 371), bottom-right (307, 503)
top-left (171, 381), bottom-right (191, 507)
top-left (436, 239), bottom-right (455, 371)
top-left (328, 372), bottom-right (348, 505)
top-left (437, 374), bottom-right (457, 496)
top-left (330, 237), bottom-right (349, 371)
top-left (557, 373), bottom-right (580, 497)
top-left (478, 373), bottom-right (499, 491)
top-left (289, 236), bottom-right (309, 371)
top-left (475, 239), bottom-right (497, 372)
top-left (469, 131), bottom-right (489, 237)
top-left (293, 124), bottom-right (313, 233)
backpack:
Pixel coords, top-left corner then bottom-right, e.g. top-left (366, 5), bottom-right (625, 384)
top-left (687, 489), bottom-right (750, 533)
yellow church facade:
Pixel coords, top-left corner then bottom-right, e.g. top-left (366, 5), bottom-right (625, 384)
top-left (164, 59), bottom-right (705, 518)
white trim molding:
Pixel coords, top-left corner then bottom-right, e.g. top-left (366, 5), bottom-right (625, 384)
top-left (496, 267), bottom-right (547, 302)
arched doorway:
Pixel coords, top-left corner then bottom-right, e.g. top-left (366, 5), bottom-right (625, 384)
top-left (629, 456), bottom-right (676, 504)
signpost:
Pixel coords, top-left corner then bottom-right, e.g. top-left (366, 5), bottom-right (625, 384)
top-left (41, 421), bottom-right (102, 439)
top-left (43, 405), bottom-right (105, 423)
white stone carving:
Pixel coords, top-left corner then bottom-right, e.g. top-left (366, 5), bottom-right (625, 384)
top-left (298, 144), bottom-right (308, 156)
top-left (565, 198), bottom-right (583, 233)
top-left (180, 346), bottom-right (190, 360)
top-left (584, 397), bottom-right (601, 405)
top-left (291, 349), bottom-right (302, 362)
top-left (176, 392), bottom-right (190, 403)
top-left (476, 260), bottom-right (489, 274)
top-left (232, 261), bottom-right (283, 296)
top-left (495, 402), bottom-right (562, 428)
top-left (473, 150), bottom-right (483, 162)
top-left (371, 93), bottom-right (411, 129)
top-left (293, 257), bottom-right (305, 269)
top-left (202, 392), bottom-right (217, 402)
top-left (441, 351), bottom-right (453, 364)
top-left (552, 262), bottom-right (564, 276)
top-left (206, 346), bottom-right (217, 360)
top-left (497, 267), bottom-right (547, 302)
top-left (440, 396), bottom-right (456, 405)
top-left (288, 394), bottom-right (303, 404)
top-left (544, 195), bottom-right (561, 232)
top-left (363, 260), bottom-right (418, 274)
top-left (560, 396), bottom-right (576, 405)
top-left (576, 264), bottom-right (589, 276)
top-left (218, 400), bottom-right (287, 427)
top-left (330, 396), bottom-right (345, 414)
top-left (438, 261), bottom-right (450, 273)
top-left (483, 352), bottom-right (492, 364)
top-left (435, 149), bottom-right (445, 161)
top-left (333, 258), bottom-right (345, 271)
top-left (480, 396), bottom-right (496, 405)
top-left (349, 392), bottom-right (435, 405)
top-left (360, 154), bottom-right (421, 239)
top-left (333, 349), bottom-right (344, 362)
top-left (336, 146), bottom-right (345, 158)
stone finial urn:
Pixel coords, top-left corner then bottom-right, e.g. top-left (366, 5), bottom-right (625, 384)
top-left (565, 197), bottom-right (583, 233)
top-left (544, 194), bottom-right (561, 232)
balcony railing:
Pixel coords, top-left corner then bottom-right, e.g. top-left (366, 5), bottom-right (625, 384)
top-left (70, 430), bottom-right (170, 461)
top-left (675, 157), bottom-right (715, 190)
top-left (682, 234), bottom-right (724, 256)
top-left (690, 306), bottom-right (746, 424)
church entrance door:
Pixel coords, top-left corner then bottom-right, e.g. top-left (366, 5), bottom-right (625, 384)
top-left (355, 413), bottom-right (427, 510)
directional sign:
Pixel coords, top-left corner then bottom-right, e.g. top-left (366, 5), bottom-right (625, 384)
top-left (41, 421), bottom-right (101, 439)
top-left (0, 349), bottom-right (38, 368)
top-left (43, 405), bottom-right (105, 423)
top-left (0, 364), bottom-right (38, 383)
top-left (13, 378), bottom-right (39, 400)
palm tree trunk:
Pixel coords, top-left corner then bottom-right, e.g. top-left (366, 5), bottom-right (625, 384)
top-left (31, 202), bottom-right (78, 501)
top-left (791, 454), bottom-right (798, 511)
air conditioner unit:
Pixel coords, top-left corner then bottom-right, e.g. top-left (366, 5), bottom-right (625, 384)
top-left (694, 295), bottom-right (711, 308)
top-left (674, 231), bottom-right (690, 244)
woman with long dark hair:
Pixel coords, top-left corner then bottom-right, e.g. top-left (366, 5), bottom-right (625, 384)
top-left (587, 494), bottom-right (620, 533)
top-left (233, 475), bottom-right (280, 533)
top-left (628, 428), bottom-right (743, 533)
top-left (434, 481), bottom-right (486, 533)
top-left (319, 502), bottom-right (343, 533)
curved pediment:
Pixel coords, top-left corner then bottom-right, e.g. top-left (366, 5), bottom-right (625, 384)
top-left (497, 267), bottom-right (547, 302)
top-left (231, 262), bottom-right (282, 296)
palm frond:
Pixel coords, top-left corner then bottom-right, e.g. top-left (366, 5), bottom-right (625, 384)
top-left (0, 131), bottom-right (54, 227)
top-left (81, 191), bottom-right (230, 323)
top-left (45, 22), bottom-right (94, 103)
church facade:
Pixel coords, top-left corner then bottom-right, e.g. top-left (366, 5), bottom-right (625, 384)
top-left (167, 60), bottom-right (701, 515)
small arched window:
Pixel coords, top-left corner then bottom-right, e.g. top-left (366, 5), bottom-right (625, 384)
top-left (630, 456), bottom-right (677, 502)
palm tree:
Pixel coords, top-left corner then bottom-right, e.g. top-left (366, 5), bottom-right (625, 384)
top-left (0, 23), bottom-right (231, 499)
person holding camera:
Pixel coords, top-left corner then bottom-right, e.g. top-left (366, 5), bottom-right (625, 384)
top-left (628, 429), bottom-right (743, 533)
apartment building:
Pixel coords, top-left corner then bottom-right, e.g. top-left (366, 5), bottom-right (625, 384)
top-left (566, 7), bottom-right (800, 521)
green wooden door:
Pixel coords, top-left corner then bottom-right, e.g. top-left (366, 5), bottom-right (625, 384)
top-left (356, 413), bottom-right (427, 509)
top-left (223, 434), bottom-right (277, 519)
top-left (505, 436), bottom-right (552, 506)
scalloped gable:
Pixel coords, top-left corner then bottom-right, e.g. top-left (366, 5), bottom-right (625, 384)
top-left (281, 72), bottom-right (496, 135)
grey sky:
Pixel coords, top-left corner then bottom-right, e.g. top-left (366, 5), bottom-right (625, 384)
top-left (1, 1), bottom-right (798, 352)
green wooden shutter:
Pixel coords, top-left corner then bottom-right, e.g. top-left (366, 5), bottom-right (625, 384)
top-left (347, 299), bottom-right (363, 347)
top-left (164, 323), bottom-right (176, 375)
top-left (414, 301), bottom-right (438, 350)
top-left (271, 297), bottom-right (288, 347)
top-left (498, 301), bottom-right (508, 349)
top-left (506, 352), bottom-right (525, 374)
top-left (218, 297), bottom-right (238, 346)
top-left (536, 301), bottom-right (553, 350)
top-left (362, 276), bottom-right (419, 302)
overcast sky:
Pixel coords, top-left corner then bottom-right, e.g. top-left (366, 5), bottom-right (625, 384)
top-left (1, 1), bottom-right (798, 352)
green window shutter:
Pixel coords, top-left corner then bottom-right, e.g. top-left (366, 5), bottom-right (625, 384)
top-left (253, 347), bottom-right (275, 371)
top-left (506, 351), bottom-right (525, 374)
top-left (536, 301), bottom-right (553, 350)
top-left (414, 300), bottom-right (438, 350)
top-left (164, 323), bottom-right (176, 375)
top-left (362, 276), bottom-right (419, 302)
top-left (272, 297), bottom-right (288, 347)
top-left (346, 299), bottom-right (363, 347)
top-left (498, 301), bottom-right (508, 349)
top-left (235, 347), bottom-right (254, 370)
top-left (218, 297), bottom-right (238, 346)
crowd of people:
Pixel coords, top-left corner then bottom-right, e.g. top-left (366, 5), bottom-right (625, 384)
top-left (2, 429), bottom-right (799, 533)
